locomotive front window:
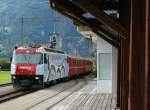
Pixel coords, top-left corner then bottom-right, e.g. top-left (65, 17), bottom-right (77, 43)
top-left (44, 53), bottom-right (48, 64)
top-left (12, 53), bottom-right (43, 64)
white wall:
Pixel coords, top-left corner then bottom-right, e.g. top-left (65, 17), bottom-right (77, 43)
top-left (97, 37), bottom-right (112, 53)
top-left (96, 37), bottom-right (118, 94)
top-left (112, 47), bottom-right (118, 95)
top-left (97, 37), bottom-right (112, 81)
top-left (97, 37), bottom-right (112, 93)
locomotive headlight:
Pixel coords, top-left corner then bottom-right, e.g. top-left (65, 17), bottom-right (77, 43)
top-left (35, 77), bottom-right (39, 80)
top-left (12, 76), bottom-right (16, 79)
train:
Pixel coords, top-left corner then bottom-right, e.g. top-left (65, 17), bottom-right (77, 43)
top-left (11, 45), bottom-right (93, 88)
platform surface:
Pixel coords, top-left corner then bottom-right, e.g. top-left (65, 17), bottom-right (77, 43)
top-left (0, 77), bottom-right (118, 110)
top-left (49, 80), bottom-right (117, 110)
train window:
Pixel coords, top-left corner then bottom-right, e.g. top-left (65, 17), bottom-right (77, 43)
top-left (75, 60), bottom-right (77, 66)
top-left (73, 60), bottom-right (75, 66)
top-left (79, 60), bottom-right (80, 66)
top-left (74, 60), bottom-right (75, 66)
top-left (39, 54), bottom-right (43, 64)
top-left (72, 60), bottom-right (73, 66)
top-left (74, 59), bottom-right (76, 66)
top-left (70, 59), bottom-right (72, 66)
top-left (44, 54), bottom-right (48, 64)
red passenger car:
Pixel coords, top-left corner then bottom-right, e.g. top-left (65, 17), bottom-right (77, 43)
top-left (67, 56), bottom-right (93, 77)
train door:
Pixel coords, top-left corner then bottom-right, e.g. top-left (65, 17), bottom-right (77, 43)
top-left (45, 53), bottom-right (56, 81)
top-left (49, 53), bottom-right (57, 80)
top-left (43, 53), bottom-right (49, 83)
top-left (60, 54), bottom-right (68, 79)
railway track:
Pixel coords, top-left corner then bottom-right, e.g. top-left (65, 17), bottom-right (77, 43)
top-left (0, 83), bottom-right (12, 87)
top-left (26, 78), bottom-right (87, 110)
top-left (0, 78), bottom-right (71, 104)
top-left (0, 77), bottom-right (87, 110)
top-left (46, 78), bottom-right (87, 110)
top-left (0, 90), bottom-right (35, 103)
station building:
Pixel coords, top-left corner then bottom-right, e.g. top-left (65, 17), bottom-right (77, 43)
top-left (49, 0), bottom-right (150, 110)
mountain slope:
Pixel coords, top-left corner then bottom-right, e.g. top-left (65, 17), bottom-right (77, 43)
top-left (0, 0), bottom-right (95, 57)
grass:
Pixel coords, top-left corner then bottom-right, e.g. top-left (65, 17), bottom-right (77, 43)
top-left (0, 71), bottom-right (11, 84)
top-left (0, 58), bottom-right (10, 62)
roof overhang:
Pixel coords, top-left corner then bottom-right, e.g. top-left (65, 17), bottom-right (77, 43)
top-left (49, 0), bottom-right (127, 47)
top-left (77, 25), bottom-right (98, 43)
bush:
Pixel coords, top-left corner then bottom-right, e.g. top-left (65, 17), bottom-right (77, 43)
top-left (0, 59), bottom-right (11, 71)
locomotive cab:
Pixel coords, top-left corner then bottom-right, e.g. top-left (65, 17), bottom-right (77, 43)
top-left (11, 48), bottom-right (45, 89)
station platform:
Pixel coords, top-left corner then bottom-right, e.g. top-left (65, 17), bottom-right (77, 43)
top-left (49, 79), bottom-right (118, 110)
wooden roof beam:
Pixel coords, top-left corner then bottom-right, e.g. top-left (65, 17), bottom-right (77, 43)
top-left (50, 0), bottom-right (120, 47)
top-left (85, 18), bottom-right (120, 42)
top-left (70, 0), bottom-right (127, 38)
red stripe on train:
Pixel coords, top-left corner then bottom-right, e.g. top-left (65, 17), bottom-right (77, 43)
top-left (15, 49), bottom-right (40, 54)
top-left (16, 64), bottom-right (37, 75)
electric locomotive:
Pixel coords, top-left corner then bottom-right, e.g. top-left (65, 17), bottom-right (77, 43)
top-left (11, 45), bottom-right (68, 88)
top-left (11, 45), bottom-right (93, 89)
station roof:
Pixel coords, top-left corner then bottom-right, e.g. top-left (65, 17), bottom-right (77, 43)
top-left (49, 0), bottom-right (127, 47)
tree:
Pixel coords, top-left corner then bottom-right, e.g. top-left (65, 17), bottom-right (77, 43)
top-left (0, 44), bottom-right (4, 52)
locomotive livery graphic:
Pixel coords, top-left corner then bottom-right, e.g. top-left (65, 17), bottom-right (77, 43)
top-left (11, 45), bottom-right (93, 88)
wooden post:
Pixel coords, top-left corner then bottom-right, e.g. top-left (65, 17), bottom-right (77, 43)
top-left (119, 0), bottom-right (130, 110)
top-left (145, 0), bottom-right (149, 109)
top-left (128, 0), bottom-right (146, 109)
